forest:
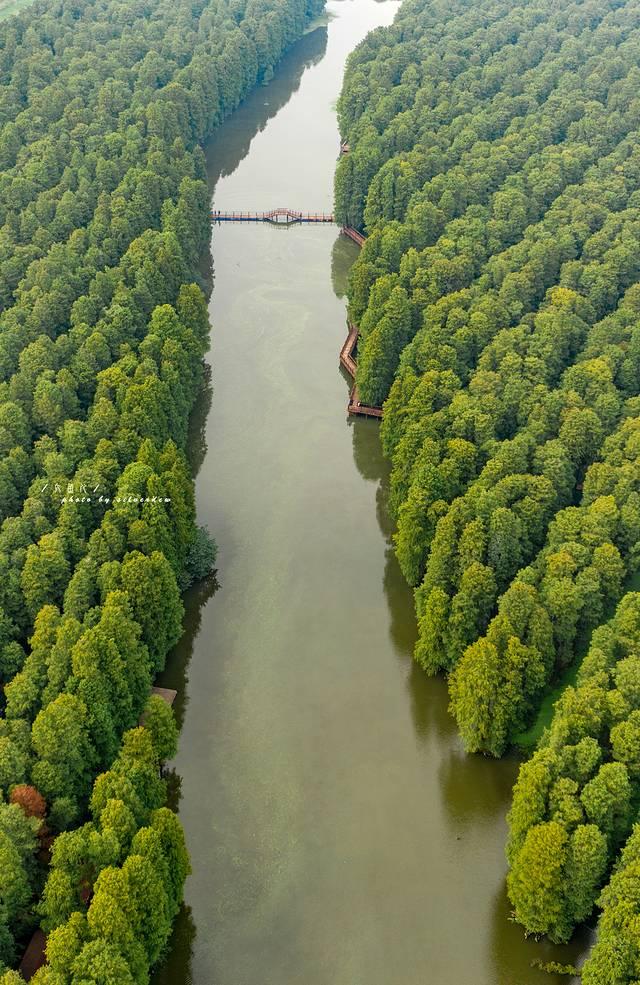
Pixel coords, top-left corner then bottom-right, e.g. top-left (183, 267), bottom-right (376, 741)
top-left (0, 0), bottom-right (323, 977)
top-left (336, 0), bottom-right (640, 975)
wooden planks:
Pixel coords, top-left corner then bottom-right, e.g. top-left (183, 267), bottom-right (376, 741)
top-left (150, 686), bottom-right (178, 706)
top-left (338, 229), bottom-right (382, 419)
top-left (348, 384), bottom-right (383, 419)
top-left (339, 323), bottom-right (383, 419)
top-left (341, 226), bottom-right (366, 246)
top-left (211, 209), bottom-right (334, 223)
top-left (339, 322), bottom-right (358, 378)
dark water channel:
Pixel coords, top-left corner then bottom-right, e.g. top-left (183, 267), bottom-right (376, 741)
top-left (154, 4), bottom-right (591, 982)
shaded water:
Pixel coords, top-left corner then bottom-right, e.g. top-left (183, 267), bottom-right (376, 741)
top-left (155, 3), bottom-right (591, 982)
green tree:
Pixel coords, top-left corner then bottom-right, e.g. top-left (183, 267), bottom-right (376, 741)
top-left (21, 533), bottom-right (70, 619)
top-left (31, 694), bottom-right (95, 819)
top-left (141, 696), bottom-right (178, 763)
top-left (507, 822), bottom-right (569, 941)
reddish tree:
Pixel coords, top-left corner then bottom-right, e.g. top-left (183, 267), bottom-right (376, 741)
top-left (10, 784), bottom-right (46, 819)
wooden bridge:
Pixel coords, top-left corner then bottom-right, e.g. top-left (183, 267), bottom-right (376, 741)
top-left (211, 208), bottom-right (334, 224)
top-left (210, 208), bottom-right (366, 245)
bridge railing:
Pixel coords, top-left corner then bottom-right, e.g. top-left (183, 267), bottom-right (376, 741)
top-left (210, 209), bottom-right (336, 222)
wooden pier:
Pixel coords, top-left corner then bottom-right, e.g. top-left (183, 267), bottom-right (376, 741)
top-left (211, 208), bottom-right (334, 224)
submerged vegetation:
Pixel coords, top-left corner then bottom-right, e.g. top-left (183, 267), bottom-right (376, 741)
top-left (0, 0), bottom-right (323, 975)
top-left (336, 0), bottom-right (640, 974)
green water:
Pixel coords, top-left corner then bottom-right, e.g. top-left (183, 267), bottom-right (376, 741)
top-left (154, 4), bottom-right (591, 982)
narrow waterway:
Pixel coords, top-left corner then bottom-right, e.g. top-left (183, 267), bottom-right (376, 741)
top-left (155, 4), bottom-right (590, 983)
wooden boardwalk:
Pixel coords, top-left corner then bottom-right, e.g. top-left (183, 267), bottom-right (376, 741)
top-left (339, 321), bottom-right (358, 377)
top-left (342, 225), bottom-right (366, 247)
top-left (339, 321), bottom-right (383, 419)
top-left (209, 207), bottom-right (366, 247)
top-left (348, 384), bottom-right (382, 418)
top-left (212, 208), bottom-right (334, 224)
top-left (138, 686), bottom-right (178, 726)
top-left (338, 228), bottom-right (382, 419)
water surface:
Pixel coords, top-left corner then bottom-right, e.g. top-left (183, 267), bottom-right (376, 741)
top-left (155, 4), bottom-right (590, 982)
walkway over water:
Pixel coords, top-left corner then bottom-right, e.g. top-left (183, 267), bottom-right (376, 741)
top-left (339, 320), bottom-right (383, 419)
top-left (341, 225), bottom-right (365, 246)
top-left (337, 232), bottom-right (382, 419)
top-left (211, 208), bottom-right (334, 224)
top-left (339, 320), bottom-right (358, 378)
top-left (210, 209), bottom-right (366, 245)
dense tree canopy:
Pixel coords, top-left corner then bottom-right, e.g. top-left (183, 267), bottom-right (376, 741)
top-left (335, 0), bottom-right (640, 965)
top-left (0, 0), bottom-right (323, 972)
top-left (507, 594), bottom-right (640, 942)
top-left (581, 822), bottom-right (640, 985)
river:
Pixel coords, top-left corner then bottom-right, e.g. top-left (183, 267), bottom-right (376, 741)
top-left (154, 3), bottom-right (590, 983)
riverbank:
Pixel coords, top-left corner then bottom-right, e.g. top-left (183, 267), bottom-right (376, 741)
top-left (154, 3), bottom-right (591, 982)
